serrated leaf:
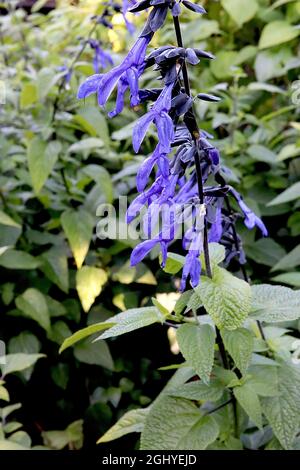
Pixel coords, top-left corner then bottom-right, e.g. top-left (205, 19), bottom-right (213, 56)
top-left (59, 322), bottom-right (115, 353)
top-left (174, 290), bottom-right (193, 316)
top-left (221, 0), bottom-right (258, 26)
top-left (76, 266), bottom-right (107, 312)
top-left (15, 288), bottom-right (50, 331)
top-left (61, 209), bottom-right (94, 269)
top-left (141, 395), bottom-right (219, 450)
top-left (196, 267), bottom-right (251, 330)
top-left (221, 328), bottom-right (253, 375)
top-left (176, 323), bottom-right (216, 384)
top-left (97, 408), bottom-right (149, 443)
top-left (262, 359), bottom-right (300, 449)
top-left (168, 379), bottom-right (224, 402)
top-left (98, 307), bottom-right (165, 340)
top-left (247, 365), bottom-right (279, 397)
top-left (0, 353), bottom-right (45, 377)
top-left (27, 138), bottom-right (61, 193)
top-left (250, 284), bottom-right (300, 322)
top-left (233, 383), bottom-right (262, 429)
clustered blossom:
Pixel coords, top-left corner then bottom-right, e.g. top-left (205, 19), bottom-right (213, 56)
top-left (77, 0), bottom-right (268, 290)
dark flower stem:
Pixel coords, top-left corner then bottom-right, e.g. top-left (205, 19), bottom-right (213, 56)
top-left (172, 14), bottom-right (238, 434)
top-left (224, 196), bottom-right (266, 341)
top-left (172, 14), bottom-right (212, 279)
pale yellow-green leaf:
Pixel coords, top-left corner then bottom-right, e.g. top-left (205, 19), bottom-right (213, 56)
top-left (61, 209), bottom-right (94, 268)
top-left (76, 266), bottom-right (107, 312)
top-left (15, 288), bottom-right (50, 331)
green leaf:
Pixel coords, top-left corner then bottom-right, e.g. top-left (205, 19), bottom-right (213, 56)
top-left (200, 242), bottom-right (225, 268)
top-left (277, 144), bottom-right (300, 161)
top-left (141, 395), bottom-right (219, 450)
top-left (221, 0), bottom-right (258, 26)
top-left (0, 353), bottom-right (45, 377)
top-left (221, 328), bottom-right (253, 375)
top-left (20, 83), bottom-right (38, 109)
top-left (246, 365), bottom-right (279, 397)
top-left (76, 106), bottom-right (109, 145)
top-left (61, 209), bottom-right (94, 269)
top-left (233, 383), bottom-right (262, 429)
top-left (162, 252), bottom-right (185, 274)
top-left (168, 379), bottom-right (224, 402)
top-left (42, 420), bottom-right (83, 450)
top-left (250, 284), bottom-right (300, 322)
top-left (271, 244), bottom-right (300, 272)
top-left (68, 138), bottom-right (104, 154)
top-left (0, 441), bottom-right (30, 450)
top-left (259, 21), bottom-right (299, 49)
top-left (271, 272), bottom-right (300, 287)
top-left (97, 408), bottom-right (149, 443)
top-left (59, 322), bottom-right (115, 353)
top-left (245, 238), bottom-right (286, 267)
top-left (27, 138), bottom-right (61, 194)
top-left (74, 339), bottom-right (114, 371)
top-left (176, 323), bottom-right (215, 384)
top-left (83, 165), bottom-right (113, 203)
top-left (0, 210), bottom-right (21, 228)
top-left (0, 250), bottom-right (40, 270)
top-left (268, 182), bottom-right (300, 205)
top-left (196, 267), bottom-right (252, 330)
top-left (15, 288), bottom-right (50, 331)
top-left (262, 359), bottom-right (300, 449)
top-left (39, 247), bottom-right (69, 293)
top-left (99, 307), bottom-right (165, 340)
top-left (76, 266), bottom-right (107, 312)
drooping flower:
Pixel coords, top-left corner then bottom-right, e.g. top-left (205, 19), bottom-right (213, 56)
top-left (132, 82), bottom-right (175, 153)
top-left (78, 33), bottom-right (152, 112)
top-left (229, 187), bottom-right (268, 236)
top-left (88, 39), bottom-right (114, 73)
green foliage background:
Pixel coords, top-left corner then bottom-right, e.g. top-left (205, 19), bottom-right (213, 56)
top-left (0, 0), bottom-right (299, 449)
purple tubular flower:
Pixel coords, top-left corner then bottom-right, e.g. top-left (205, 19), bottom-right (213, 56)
top-left (77, 74), bottom-right (103, 99)
top-left (171, 1), bottom-right (181, 16)
top-left (130, 238), bottom-right (158, 266)
top-left (229, 188), bottom-right (268, 236)
top-left (132, 82), bottom-right (175, 153)
top-left (208, 206), bottom-right (222, 242)
top-left (78, 34), bottom-right (152, 112)
top-left (108, 74), bottom-right (129, 118)
top-left (97, 34), bottom-right (151, 107)
top-left (182, 1), bottom-right (206, 14)
top-left (180, 250), bottom-right (202, 291)
top-left (136, 143), bottom-right (168, 191)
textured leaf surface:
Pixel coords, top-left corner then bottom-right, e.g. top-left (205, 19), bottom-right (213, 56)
top-left (141, 395), bottom-right (219, 450)
top-left (262, 360), bottom-right (300, 449)
top-left (99, 307), bottom-right (165, 340)
top-left (98, 408), bottom-right (149, 443)
top-left (196, 267), bottom-right (251, 329)
top-left (250, 284), bottom-right (300, 322)
top-left (59, 322), bottom-right (115, 353)
top-left (221, 328), bottom-right (253, 375)
top-left (168, 379), bottom-right (224, 402)
top-left (177, 323), bottom-right (216, 384)
top-left (233, 383), bottom-right (262, 429)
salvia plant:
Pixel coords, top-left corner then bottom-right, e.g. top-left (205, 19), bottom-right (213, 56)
top-left (60, 0), bottom-right (300, 451)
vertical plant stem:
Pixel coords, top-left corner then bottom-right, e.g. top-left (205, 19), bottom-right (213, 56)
top-left (224, 196), bottom-right (266, 341)
top-left (172, 15), bottom-right (239, 435)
